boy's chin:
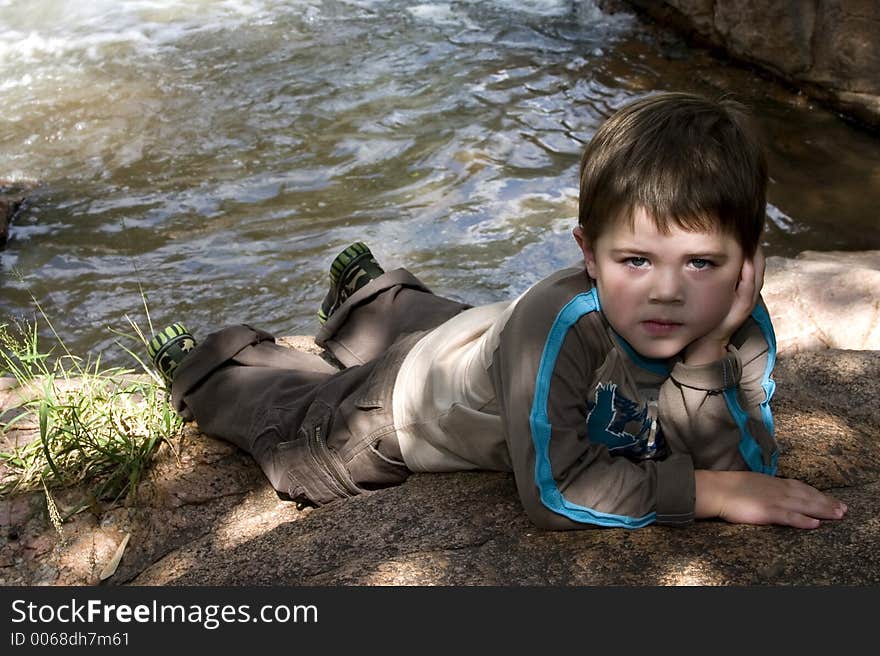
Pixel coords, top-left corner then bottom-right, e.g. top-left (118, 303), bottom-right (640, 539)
top-left (635, 346), bottom-right (681, 360)
top-left (625, 337), bottom-right (688, 360)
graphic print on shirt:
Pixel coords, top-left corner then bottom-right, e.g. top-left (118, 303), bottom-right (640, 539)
top-left (585, 382), bottom-right (666, 460)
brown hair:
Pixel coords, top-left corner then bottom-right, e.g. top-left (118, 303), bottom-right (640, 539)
top-left (577, 92), bottom-right (767, 256)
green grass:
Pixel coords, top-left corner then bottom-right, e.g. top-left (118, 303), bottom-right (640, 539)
top-left (0, 314), bottom-right (183, 520)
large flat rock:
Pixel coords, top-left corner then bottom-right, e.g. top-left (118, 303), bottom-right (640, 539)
top-left (127, 349), bottom-right (880, 586)
top-left (2, 347), bottom-right (875, 586)
top-left (131, 473), bottom-right (880, 586)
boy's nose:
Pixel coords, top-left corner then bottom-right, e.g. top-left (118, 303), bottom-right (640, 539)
top-left (648, 269), bottom-right (683, 303)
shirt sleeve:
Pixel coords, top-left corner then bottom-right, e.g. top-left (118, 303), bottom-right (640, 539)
top-left (491, 292), bottom-right (695, 531)
top-left (658, 299), bottom-right (778, 475)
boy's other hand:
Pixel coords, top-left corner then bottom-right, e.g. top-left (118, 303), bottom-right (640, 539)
top-left (695, 470), bottom-right (847, 528)
top-left (683, 246), bottom-right (766, 365)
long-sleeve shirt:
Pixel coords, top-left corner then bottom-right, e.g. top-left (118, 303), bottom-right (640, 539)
top-left (392, 265), bottom-right (778, 529)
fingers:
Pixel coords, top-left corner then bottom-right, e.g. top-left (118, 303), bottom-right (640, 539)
top-left (780, 511), bottom-right (821, 530)
top-left (734, 246), bottom-right (764, 313)
top-left (774, 478), bottom-right (847, 526)
top-left (794, 490), bottom-right (847, 521)
top-left (748, 499), bottom-right (842, 529)
top-left (752, 245), bottom-right (766, 300)
top-left (712, 471), bottom-right (849, 529)
top-left (735, 253), bottom-right (751, 292)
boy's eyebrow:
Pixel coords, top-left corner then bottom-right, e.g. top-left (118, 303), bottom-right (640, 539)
top-left (609, 248), bottom-right (730, 259)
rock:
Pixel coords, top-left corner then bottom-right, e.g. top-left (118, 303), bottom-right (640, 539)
top-left (135, 346), bottom-right (880, 585)
top-left (773, 350), bottom-right (880, 490)
top-left (127, 348), bottom-right (880, 586)
top-left (763, 250), bottom-right (880, 354)
top-left (0, 197), bottom-right (22, 245)
top-left (130, 477), bottom-right (880, 586)
top-left (623, 1), bottom-right (880, 129)
top-left (714, 1), bottom-right (816, 77)
top-left (0, 181), bottom-right (35, 246)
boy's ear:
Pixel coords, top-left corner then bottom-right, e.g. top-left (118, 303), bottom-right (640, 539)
top-left (573, 226), bottom-right (598, 279)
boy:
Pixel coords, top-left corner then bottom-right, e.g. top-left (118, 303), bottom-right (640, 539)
top-left (149, 92), bottom-right (846, 530)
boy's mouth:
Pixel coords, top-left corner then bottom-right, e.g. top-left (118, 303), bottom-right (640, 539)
top-left (640, 320), bottom-right (683, 336)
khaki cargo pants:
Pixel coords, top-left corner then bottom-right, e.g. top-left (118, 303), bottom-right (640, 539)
top-left (170, 269), bottom-right (469, 506)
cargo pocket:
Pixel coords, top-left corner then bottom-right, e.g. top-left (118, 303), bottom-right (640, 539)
top-left (345, 426), bottom-right (410, 489)
top-left (339, 360), bottom-right (410, 489)
top-left (276, 403), bottom-right (364, 507)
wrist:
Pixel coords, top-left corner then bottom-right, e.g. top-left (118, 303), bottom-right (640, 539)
top-left (683, 337), bottom-right (728, 365)
top-left (694, 470), bottom-right (723, 519)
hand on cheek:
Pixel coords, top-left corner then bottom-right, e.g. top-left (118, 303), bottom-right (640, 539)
top-left (683, 246), bottom-right (766, 365)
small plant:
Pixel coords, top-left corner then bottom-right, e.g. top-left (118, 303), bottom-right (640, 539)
top-left (0, 314), bottom-right (182, 519)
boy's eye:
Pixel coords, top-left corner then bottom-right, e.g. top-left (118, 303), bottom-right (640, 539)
top-left (625, 257), bottom-right (649, 268)
top-left (689, 258), bottom-right (714, 270)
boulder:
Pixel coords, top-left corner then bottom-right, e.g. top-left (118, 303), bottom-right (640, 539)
top-left (622, 0), bottom-right (880, 129)
top-left (0, 196), bottom-right (22, 246)
top-left (0, 181), bottom-right (36, 246)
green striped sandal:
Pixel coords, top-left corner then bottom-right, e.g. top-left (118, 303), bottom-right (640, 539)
top-left (317, 242), bottom-right (385, 324)
top-left (147, 322), bottom-right (197, 385)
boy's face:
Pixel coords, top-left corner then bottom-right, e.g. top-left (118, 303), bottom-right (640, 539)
top-left (574, 207), bottom-right (745, 359)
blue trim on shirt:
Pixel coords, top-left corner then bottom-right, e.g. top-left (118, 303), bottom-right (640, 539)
top-left (529, 288), bottom-right (656, 528)
top-left (722, 306), bottom-right (779, 475)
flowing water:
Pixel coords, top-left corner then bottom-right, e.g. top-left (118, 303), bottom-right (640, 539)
top-left (2, 0), bottom-right (879, 364)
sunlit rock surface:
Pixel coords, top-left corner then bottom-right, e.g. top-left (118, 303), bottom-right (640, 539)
top-left (764, 250), bottom-right (880, 354)
top-left (2, 255), bottom-right (880, 585)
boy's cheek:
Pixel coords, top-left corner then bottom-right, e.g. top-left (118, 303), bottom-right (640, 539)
top-left (695, 290), bottom-right (738, 332)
